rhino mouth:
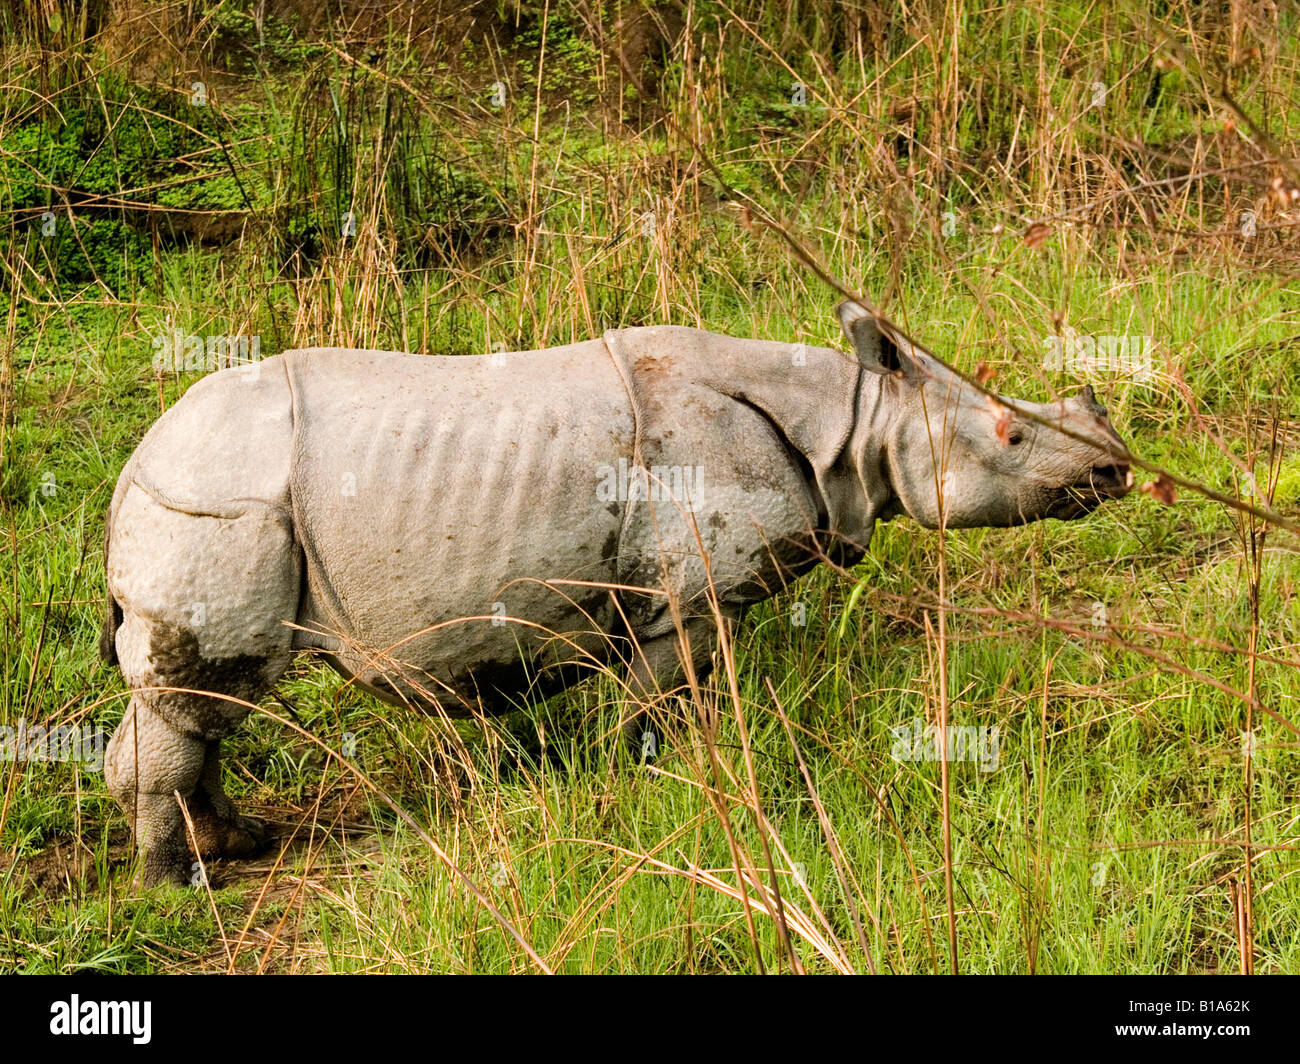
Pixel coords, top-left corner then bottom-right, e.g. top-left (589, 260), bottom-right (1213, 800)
top-left (1049, 462), bottom-right (1132, 518)
top-left (1080, 463), bottom-right (1132, 498)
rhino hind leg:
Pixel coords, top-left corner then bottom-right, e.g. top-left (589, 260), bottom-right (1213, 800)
top-left (187, 738), bottom-right (269, 859)
top-left (105, 699), bottom-right (208, 887)
top-left (106, 705), bottom-right (275, 888)
top-left (104, 486), bottom-right (299, 886)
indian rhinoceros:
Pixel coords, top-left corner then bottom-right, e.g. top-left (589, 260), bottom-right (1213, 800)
top-left (100, 301), bottom-right (1131, 886)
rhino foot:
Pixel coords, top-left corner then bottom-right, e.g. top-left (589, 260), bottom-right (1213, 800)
top-left (132, 814), bottom-right (268, 890)
top-left (192, 812), bottom-right (268, 860)
top-left (135, 831), bottom-right (194, 889)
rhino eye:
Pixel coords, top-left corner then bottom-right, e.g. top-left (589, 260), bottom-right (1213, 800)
top-left (1008, 428), bottom-right (1025, 445)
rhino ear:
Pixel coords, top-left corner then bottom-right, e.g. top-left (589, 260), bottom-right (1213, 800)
top-left (835, 301), bottom-right (914, 378)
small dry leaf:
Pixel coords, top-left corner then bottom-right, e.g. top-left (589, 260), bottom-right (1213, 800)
top-left (975, 361), bottom-right (996, 387)
top-left (994, 408), bottom-right (1012, 445)
top-left (1140, 474), bottom-right (1177, 506)
top-left (1023, 222), bottom-right (1052, 248)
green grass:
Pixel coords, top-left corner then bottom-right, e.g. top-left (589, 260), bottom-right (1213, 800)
top-left (2, 0), bottom-right (1299, 974)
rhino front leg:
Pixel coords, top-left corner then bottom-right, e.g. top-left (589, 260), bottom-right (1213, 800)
top-left (622, 613), bottom-right (733, 757)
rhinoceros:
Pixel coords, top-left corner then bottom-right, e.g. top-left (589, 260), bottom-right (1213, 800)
top-left (100, 301), bottom-right (1131, 885)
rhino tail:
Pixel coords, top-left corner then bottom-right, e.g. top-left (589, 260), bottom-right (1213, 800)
top-left (100, 463), bottom-right (132, 667)
top-left (100, 590), bottom-right (122, 666)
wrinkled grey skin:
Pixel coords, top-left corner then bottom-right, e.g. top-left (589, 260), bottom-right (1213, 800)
top-left (101, 302), bottom-right (1130, 886)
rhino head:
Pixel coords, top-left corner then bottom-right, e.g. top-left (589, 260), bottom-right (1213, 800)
top-left (836, 301), bottom-right (1132, 529)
